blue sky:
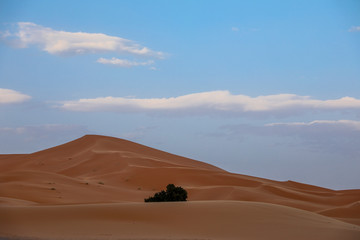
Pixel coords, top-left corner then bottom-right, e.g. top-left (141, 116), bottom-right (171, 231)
top-left (1, 0), bottom-right (360, 189)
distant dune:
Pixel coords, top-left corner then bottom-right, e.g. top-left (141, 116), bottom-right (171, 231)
top-left (0, 134), bottom-right (359, 239)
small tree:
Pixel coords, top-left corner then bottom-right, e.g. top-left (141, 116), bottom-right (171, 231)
top-left (144, 184), bottom-right (187, 202)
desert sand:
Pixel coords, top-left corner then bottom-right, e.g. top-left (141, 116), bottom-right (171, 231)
top-left (0, 134), bottom-right (359, 239)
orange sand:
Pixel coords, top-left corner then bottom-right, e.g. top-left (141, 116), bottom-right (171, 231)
top-left (0, 135), bottom-right (359, 239)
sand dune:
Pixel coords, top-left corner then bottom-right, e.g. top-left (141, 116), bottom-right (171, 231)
top-left (1, 201), bottom-right (360, 240)
top-left (0, 134), bottom-right (360, 239)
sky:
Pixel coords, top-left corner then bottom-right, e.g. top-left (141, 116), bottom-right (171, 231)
top-left (0, 0), bottom-right (360, 190)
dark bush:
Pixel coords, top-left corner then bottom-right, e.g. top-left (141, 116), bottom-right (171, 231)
top-left (144, 184), bottom-right (187, 202)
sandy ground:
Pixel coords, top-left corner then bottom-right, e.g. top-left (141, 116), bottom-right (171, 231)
top-left (1, 201), bottom-right (360, 240)
top-left (1, 135), bottom-right (360, 239)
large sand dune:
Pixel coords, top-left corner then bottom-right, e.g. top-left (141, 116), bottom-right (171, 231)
top-left (0, 135), bottom-right (359, 239)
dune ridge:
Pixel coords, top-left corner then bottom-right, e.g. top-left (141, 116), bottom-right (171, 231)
top-left (0, 134), bottom-right (359, 239)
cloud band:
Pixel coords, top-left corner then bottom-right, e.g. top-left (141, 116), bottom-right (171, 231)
top-left (57, 91), bottom-right (360, 117)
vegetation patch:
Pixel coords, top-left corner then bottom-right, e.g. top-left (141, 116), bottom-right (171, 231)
top-left (144, 184), bottom-right (187, 202)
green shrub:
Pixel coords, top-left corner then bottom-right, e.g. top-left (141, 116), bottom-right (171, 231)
top-left (144, 184), bottom-right (187, 202)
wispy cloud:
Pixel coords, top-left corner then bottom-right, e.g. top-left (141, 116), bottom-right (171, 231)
top-left (349, 26), bottom-right (360, 32)
top-left (221, 120), bottom-right (360, 156)
top-left (97, 57), bottom-right (154, 68)
top-left (265, 119), bottom-right (360, 130)
top-left (119, 126), bottom-right (157, 141)
top-left (231, 27), bottom-right (239, 32)
top-left (0, 124), bottom-right (87, 136)
top-left (57, 90), bottom-right (360, 117)
top-left (0, 124), bottom-right (89, 153)
top-left (0, 88), bottom-right (31, 104)
top-left (1, 22), bottom-right (164, 58)
top-left (222, 120), bottom-right (360, 137)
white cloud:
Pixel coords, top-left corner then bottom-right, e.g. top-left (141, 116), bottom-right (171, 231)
top-left (97, 57), bottom-right (154, 68)
top-left (2, 22), bottom-right (164, 58)
top-left (231, 27), bottom-right (239, 32)
top-left (349, 26), bottom-right (360, 32)
top-left (57, 90), bottom-right (360, 117)
top-left (0, 88), bottom-right (31, 104)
